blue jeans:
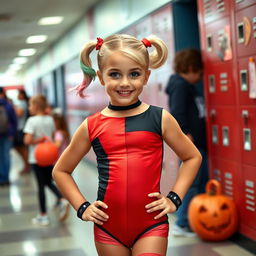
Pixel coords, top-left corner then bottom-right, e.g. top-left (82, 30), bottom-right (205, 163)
top-left (0, 137), bottom-right (13, 183)
top-left (175, 148), bottom-right (208, 228)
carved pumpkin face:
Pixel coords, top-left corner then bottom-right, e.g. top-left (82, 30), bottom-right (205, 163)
top-left (188, 180), bottom-right (238, 241)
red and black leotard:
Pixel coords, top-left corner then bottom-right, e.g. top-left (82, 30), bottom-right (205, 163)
top-left (87, 105), bottom-right (168, 248)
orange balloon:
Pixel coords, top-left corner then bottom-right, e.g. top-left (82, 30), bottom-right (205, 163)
top-left (35, 142), bottom-right (59, 167)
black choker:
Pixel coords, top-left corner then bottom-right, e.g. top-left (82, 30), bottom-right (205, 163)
top-left (108, 100), bottom-right (141, 111)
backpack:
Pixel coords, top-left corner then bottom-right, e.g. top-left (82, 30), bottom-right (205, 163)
top-left (0, 104), bottom-right (8, 134)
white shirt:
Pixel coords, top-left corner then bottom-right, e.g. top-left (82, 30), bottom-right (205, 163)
top-left (23, 115), bottom-right (55, 164)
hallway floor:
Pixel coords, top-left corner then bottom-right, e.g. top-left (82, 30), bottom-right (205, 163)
top-left (0, 150), bottom-right (254, 256)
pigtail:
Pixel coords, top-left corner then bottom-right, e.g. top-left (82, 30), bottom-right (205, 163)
top-left (147, 36), bottom-right (168, 69)
top-left (72, 41), bottom-right (97, 98)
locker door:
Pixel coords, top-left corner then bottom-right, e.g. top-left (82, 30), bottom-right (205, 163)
top-left (208, 106), bottom-right (240, 161)
top-left (205, 60), bottom-right (236, 105)
top-left (235, 5), bottom-right (256, 58)
top-left (198, 0), bottom-right (231, 24)
top-left (209, 157), bottom-right (239, 202)
top-left (235, 0), bottom-right (256, 11)
top-left (239, 107), bottom-right (256, 166)
top-left (209, 156), bottom-right (223, 183)
top-left (237, 55), bottom-right (256, 105)
top-left (240, 164), bottom-right (256, 240)
top-left (219, 158), bottom-right (239, 202)
top-left (204, 17), bottom-right (232, 63)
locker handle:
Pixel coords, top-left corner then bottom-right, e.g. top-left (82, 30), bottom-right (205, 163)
top-left (242, 110), bottom-right (249, 124)
top-left (243, 128), bottom-right (252, 151)
top-left (222, 127), bottom-right (229, 146)
top-left (242, 110), bottom-right (248, 118)
top-left (237, 22), bottom-right (245, 44)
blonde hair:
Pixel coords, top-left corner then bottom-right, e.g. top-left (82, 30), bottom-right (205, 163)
top-left (30, 94), bottom-right (47, 111)
top-left (76, 34), bottom-right (168, 98)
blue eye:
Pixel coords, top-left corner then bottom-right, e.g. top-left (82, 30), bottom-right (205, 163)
top-left (130, 71), bottom-right (140, 78)
top-left (109, 72), bottom-right (120, 78)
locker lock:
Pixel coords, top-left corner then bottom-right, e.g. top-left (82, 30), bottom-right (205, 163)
top-left (210, 109), bottom-right (216, 120)
top-left (242, 110), bottom-right (249, 124)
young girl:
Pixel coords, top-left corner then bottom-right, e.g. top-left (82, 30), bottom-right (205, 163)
top-left (52, 34), bottom-right (202, 256)
top-left (53, 112), bottom-right (70, 158)
top-left (24, 95), bottom-right (69, 226)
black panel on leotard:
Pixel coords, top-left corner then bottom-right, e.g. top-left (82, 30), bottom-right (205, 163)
top-left (91, 137), bottom-right (109, 201)
top-left (125, 105), bottom-right (162, 135)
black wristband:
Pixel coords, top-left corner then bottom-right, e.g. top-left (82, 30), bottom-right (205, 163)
top-left (167, 191), bottom-right (182, 211)
top-left (77, 201), bottom-right (91, 220)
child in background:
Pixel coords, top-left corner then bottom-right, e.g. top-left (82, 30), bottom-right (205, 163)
top-left (165, 49), bottom-right (208, 237)
top-left (23, 95), bottom-right (69, 226)
top-left (53, 34), bottom-right (202, 255)
top-left (14, 89), bottom-right (30, 175)
top-left (53, 112), bottom-right (70, 158)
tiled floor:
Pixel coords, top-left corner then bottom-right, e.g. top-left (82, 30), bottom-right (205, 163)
top-left (0, 150), bottom-right (254, 256)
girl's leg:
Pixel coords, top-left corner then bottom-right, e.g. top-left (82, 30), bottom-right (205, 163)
top-left (44, 166), bottom-right (62, 199)
top-left (32, 164), bottom-right (47, 213)
top-left (132, 236), bottom-right (168, 256)
top-left (95, 241), bottom-right (131, 256)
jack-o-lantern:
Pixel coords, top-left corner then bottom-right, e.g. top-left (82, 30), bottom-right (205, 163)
top-left (188, 179), bottom-right (238, 241)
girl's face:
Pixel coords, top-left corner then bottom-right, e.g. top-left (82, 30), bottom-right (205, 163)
top-left (28, 100), bottom-right (37, 115)
top-left (97, 52), bottom-right (150, 106)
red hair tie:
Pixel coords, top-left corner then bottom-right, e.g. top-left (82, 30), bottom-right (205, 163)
top-left (141, 38), bottom-right (152, 48)
top-left (96, 37), bottom-right (104, 50)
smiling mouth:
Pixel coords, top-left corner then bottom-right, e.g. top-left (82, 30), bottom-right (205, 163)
top-left (200, 218), bottom-right (231, 233)
top-left (117, 90), bottom-right (133, 96)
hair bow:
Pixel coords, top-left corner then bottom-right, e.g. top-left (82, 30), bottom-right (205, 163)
top-left (96, 37), bottom-right (104, 50)
top-left (141, 38), bottom-right (152, 48)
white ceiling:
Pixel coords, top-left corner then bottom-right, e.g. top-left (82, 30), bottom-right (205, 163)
top-left (0, 0), bottom-right (99, 74)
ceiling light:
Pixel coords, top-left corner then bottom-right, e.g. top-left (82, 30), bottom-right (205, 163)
top-left (13, 57), bottom-right (27, 64)
top-left (9, 63), bottom-right (22, 71)
top-left (18, 48), bottom-right (36, 56)
top-left (26, 35), bottom-right (48, 44)
top-left (38, 16), bottom-right (64, 25)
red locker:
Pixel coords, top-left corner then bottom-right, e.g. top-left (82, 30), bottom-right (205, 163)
top-left (208, 106), bottom-right (240, 161)
top-left (235, 0), bottom-right (256, 11)
top-left (198, 0), bottom-right (256, 241)
top-left (209, 156), bottom-right (223, 183)
top-left (237, 55), bottom-right (256, 105)
top-left (204, 17), bottom-right (232, 63)
top-left (239, 164), bottom-right (256, 240)
top-left (235, 5), bottom-right (256, 58)
top-left (239, 107), bottom-right (256, 166)
top-left (199, 0), bottom-right (231, 24)
top-left (205, 60), bottom-right (236, 105)
top-left (209, 157), bottom-right (239, 201)
top-left (220, 159), bottom-right (239, 202)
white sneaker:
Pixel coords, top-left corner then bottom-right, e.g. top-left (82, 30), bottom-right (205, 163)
top-left (32, 215), bottom-right (50, 226)
top-left (171, 224), bottom-right (196, 237)
top-left (59, 199), bottom-right (70, 221)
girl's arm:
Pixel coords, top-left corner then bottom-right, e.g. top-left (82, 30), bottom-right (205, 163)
top-left (24, 133), bottom-right (45, 145)
top-left (52, 119), bottom-right (91, 209)
top-left (52, 119), bottom-right (108, 225)
top-left (161, 109), bottom-right (202, 199)
top-left (146, 109), bottom-right (202, 219)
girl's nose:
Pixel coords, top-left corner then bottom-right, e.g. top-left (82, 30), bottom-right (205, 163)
top-left (120, 76), bottom-right (130, 86)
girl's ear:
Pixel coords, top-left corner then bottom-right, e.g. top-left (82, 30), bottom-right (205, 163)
top-left (97, 70), bottom-right (105, 86)
top-left (144, 70), bottom-right (151, 85)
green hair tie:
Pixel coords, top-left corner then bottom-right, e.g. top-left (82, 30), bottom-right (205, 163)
top-left (80, 61), bottom-right (96, 80)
